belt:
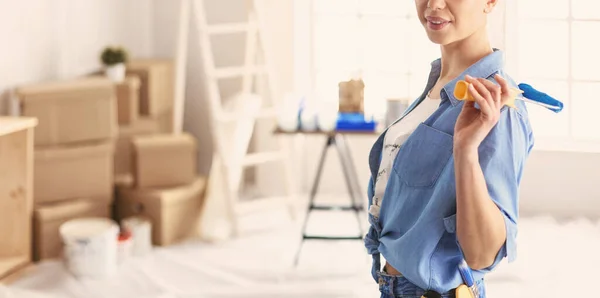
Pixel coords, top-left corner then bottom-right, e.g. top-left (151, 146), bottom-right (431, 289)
top-left (422, 285), bottom-right (474, 298)
top-left (421, 289), bottom-right (454, 298)
top-left (383, 263), bottom-right (476, 298)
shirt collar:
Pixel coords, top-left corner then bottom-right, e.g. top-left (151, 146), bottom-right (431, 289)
top-left (428, 48), bottom-right (505, 106)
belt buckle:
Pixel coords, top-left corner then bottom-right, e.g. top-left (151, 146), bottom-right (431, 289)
top-left (470, 284), bottom-right (479, 298)
top-left (455, 284), bottom-right (475, 298)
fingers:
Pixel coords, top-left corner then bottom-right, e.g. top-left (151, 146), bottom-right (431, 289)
top-left (477, 78), bottom-right (502, 109)
top-left (494, 74), bottom-right (512, 106)
top-left (465, 75), bottom-right (492, 116)
top-left (466, 80), bottom-right (492, 116)
top-left (467, 75), bottom-right (492, 100)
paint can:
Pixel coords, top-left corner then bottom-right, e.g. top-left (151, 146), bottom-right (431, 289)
top-left (59, 217), bottom-right (119, 279)
top-left (117, 227), bottom-right (133, 264)
top-left (122, 216), bottom-right (153, 257)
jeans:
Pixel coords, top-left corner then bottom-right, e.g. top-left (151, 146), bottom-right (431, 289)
top-left (377, 269), bottom-right (487, 298)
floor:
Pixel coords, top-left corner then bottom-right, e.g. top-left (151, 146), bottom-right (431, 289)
top-left (3, 196), bottom-right (600, 298)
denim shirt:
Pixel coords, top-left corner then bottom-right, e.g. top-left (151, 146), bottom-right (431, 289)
top-left (364, 49), bottom-right (535, 293)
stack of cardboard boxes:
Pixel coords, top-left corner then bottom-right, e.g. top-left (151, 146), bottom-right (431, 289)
top-left (112, 59), bottom-right (206, 247)
top-left (16, 77), bottom-right (117, 261)
top-left (14, 58), bottom-right (207, 262)
top-left (114, 59), bottom-right (175, 181)
top-left (116, 133), bottom-right (205, 246)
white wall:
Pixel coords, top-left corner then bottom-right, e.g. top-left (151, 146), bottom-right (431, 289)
top-left (0, 0), bottom-right (153, 114)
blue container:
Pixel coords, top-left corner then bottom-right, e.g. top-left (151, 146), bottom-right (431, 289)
top-left (336, 113), bottom-right (377, 131)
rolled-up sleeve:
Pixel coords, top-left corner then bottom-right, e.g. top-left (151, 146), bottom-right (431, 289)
top-left (477, 105), bottom-right (534, 271)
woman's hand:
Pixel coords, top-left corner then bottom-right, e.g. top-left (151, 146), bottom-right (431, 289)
top-left (453, 74), bottom-right (512, 153)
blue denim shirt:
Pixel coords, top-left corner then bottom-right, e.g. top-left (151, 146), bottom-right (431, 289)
top-left (364, 49), bottom-right (534, 293)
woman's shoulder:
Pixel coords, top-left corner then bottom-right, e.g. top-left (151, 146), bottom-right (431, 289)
top-left (486, 69), bottom-right (531, 122)
top-left (480, 70), bottom-right (534, 152)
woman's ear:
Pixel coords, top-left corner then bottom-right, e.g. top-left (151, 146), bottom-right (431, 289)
top-left (485, 0), bottom-right (498, 13)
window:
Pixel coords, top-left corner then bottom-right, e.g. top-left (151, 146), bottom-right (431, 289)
top-left (299, 1), bottom-right (600, 149)
top-left (505, 0), bottom-right (600, 145)
top-left (309, 0), bottom-right (439, 120)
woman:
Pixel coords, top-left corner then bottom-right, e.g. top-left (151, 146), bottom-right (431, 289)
top-left (363, 0), bottom-right (534, 297)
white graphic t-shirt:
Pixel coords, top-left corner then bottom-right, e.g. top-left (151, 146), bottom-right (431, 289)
top-left (369, 96), bottom-right (441, 217)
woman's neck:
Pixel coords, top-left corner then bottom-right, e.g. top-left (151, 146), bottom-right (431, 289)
top-left (438, 28), bottom-right (493, 80)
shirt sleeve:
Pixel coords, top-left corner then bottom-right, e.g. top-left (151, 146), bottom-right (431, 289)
top-left (476, 104), bottom-right (534, 272)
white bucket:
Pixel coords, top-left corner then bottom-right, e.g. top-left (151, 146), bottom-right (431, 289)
top-left (59, 217), bottom-right (119, 279)
top-left (117, 231), bottom-right (133, 264)
top-left (122, 216), bottom-right (153, 257)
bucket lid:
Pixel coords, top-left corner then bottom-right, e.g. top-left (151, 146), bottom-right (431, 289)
top-left (60, 218), bottom-right (118, 239)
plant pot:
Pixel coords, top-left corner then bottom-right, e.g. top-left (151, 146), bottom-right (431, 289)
top-left (105, 63), bottom-right (126, 83)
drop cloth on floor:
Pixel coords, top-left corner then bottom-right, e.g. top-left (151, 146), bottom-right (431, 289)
top-left (3, 206), bottom-right (600, 298)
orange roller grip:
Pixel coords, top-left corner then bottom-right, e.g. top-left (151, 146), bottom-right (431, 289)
top-left (454, 80), bottom-right (521, 109)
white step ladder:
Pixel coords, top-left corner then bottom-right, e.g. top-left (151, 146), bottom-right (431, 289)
top-left (186, 0), bottom-right (296, 237)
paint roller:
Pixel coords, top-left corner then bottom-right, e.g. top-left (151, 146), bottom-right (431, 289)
top-left (454, 80), bottom-right (564, 113)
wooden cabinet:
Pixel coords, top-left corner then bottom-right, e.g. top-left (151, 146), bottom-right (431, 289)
top-left (0, 117), bottom-right (37, 280)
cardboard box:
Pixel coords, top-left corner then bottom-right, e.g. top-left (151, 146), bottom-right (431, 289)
top-left (16, 77), bottom-right (117, 146)
top-left (132, 133), bottom-right (197, 189)
top-left (34, 141), bottom-right (114, 205)
top-left (338, 78), bottom-right (365, 113)
top-left (114, 118), bottom-right (161, 177)
top-left (116, 177), bottom-right (206, 246)
top-left (33, 197), bottom-right (111, 261)
top-left (115, 75), bottom-right (140, 125)
top-left (126, 59), bottom-right (174, 116)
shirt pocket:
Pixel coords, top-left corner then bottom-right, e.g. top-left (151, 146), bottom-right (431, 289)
top-left (392, 122), bottom-right (454, 188)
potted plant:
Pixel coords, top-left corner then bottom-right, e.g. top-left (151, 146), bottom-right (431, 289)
top-left (100, 46), bottom-right (128, 82)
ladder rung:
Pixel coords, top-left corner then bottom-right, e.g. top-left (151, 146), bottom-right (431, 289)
top-left (214, 66), bottom-right (267, 79)
top-left (242, 151), bottom-right (285, 167)
top-left (207, 22), bottom-right (257, 34)
top-left (309, 205), bottom-right (363, 212)
top-left (234, 196), bottom-right (290, 215)
top-left (302, 235), bottom-right (363, 241)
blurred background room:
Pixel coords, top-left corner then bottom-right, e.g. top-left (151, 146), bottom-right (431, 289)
top-left (0, 0), bottom-right (599, 297)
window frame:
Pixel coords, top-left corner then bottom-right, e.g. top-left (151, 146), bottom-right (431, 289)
top-left (504, 0), bottom-right (600, 152)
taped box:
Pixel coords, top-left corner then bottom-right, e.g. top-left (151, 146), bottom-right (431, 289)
top-left (115, 75), bottom-right (140, 125)
top-left (126, 59), bottom-right (174, 117)
top-left (114, 118), bottom-right (161, 177)
top-left (132, 133), bottom-right (197, 189)
top-left (33, 197), bottom-right (112, 261)
top-left (116, 177), bottom-right (207, 246)
top-left (16, 77), bottom-right (117, 146)
top-left (34, 141), bottom-right (114, 205)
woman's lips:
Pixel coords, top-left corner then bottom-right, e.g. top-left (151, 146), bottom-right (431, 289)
top-left (426, 16), bottom-right (450, 31)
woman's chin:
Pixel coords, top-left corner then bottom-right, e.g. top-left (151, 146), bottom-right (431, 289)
top-left (426, 33), bottom-right (454, 46)
top-left (426, 35), bottom-right (447, 45)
